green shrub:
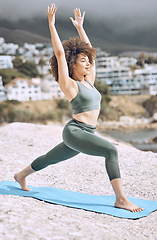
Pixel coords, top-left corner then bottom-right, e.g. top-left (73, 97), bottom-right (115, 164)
top-left (38, 111), bottom-right (58, 122)
top-left (0, 69), bottom-right (28, 85)
top-left (143, 96), bottom-right (157, 116)
top-left (5, 100), bottom-right (21, 105)
top-left (7, 109), bottom-right (35, 123)
top-left (55, 98), bottom-right (70, 109)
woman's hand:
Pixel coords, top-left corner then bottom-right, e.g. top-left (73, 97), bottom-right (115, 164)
top-left (70, 8), bottom-right (85, 28)
top-left (47, 4), bottom-right (57, 27)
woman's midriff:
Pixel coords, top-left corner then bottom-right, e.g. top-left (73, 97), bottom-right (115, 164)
top-left (72, 109), bottom-right (100, 127)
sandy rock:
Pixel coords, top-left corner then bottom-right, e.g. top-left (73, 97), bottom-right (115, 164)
top-left (0, 122), bottom-right (157, 240)
top-left (152, 112), bottom-right (157, 122)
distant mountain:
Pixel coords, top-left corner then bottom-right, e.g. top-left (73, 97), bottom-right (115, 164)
top-left (0, 17), bottom-right (157, 54)
top-left (0, 27), bottom-right (50, 46)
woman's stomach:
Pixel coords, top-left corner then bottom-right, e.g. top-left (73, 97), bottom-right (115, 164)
top-left (72, 109), bottom-right (100, 126)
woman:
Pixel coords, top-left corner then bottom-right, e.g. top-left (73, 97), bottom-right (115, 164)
top-left (14, 4), bottom-right (143, 212)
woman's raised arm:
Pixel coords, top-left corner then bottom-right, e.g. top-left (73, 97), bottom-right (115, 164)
top-left (47, 4), bottom-right (64, 56)
top-left (70, 8), bottom-right (92, 47)
top-left (70, 8), bottom-right (96, 84)
top-left (47, 4), bottom-right (71, 90)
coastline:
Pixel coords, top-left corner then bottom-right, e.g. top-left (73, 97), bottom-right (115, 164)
top-left (96, 116), bottom-right (157, 153)
top-left (96, 116), bottom-right (157, 131)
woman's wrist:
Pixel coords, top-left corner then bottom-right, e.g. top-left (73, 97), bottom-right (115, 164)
top-left (76, 25), bottom-right (84, 31)
top-left (49, 23), bottom-right (55, 30)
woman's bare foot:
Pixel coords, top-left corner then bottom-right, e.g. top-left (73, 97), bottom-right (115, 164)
top-left (115, 197), bottom-right (144, 212)
top-left (14, 173), bottom-right (31, 191)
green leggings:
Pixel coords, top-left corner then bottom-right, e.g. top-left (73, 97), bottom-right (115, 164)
top-left (31, 118), bottom-right (121, 181)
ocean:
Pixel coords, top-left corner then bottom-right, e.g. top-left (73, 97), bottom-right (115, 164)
top-left (98, 128), bottom-right (157, 153)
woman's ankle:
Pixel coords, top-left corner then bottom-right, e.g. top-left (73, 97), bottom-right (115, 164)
top-left (15, 165), bottom-right (35, 179)
top-left (116, 196), bottom-right (128, 203)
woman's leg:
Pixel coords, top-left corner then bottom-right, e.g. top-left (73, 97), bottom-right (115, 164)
top-left (14, 141), bottom-right (79, 191)
top-left (31, 142), bottom-right (79, 171)
top-left (62, 124), bottom-right (143, 212)
top-left (63, 124), bottom-right (121, 181)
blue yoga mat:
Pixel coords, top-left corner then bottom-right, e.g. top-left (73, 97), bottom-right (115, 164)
top-left (0, 181), bottom-right (156, 219)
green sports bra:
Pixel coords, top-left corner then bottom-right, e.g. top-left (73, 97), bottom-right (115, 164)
top-left (70, 80), bottom-right (102, 114)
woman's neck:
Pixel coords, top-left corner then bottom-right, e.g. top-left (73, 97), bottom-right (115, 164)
top-left (72, 73), bottom-right (84, 82)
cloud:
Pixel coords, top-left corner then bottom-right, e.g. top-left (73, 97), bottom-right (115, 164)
top-left (0, 0), bottom-right (156, 28)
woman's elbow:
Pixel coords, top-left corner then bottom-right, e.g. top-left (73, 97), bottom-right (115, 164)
top-left (55, 50), bottom-right (64, 57)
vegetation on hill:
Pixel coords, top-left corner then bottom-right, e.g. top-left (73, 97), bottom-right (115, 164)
top-left (0, 94), bottom-right (149, 124)
top-left (0, 98), bottom-right (73, 124)
top-left (0, 58), bottom-right (40, 85)
top-left (143, 95), bottom-right (157, 116)
top-left (136, 53), bottom-right (157, 67)
top-left (0, 69), bottom-right (28, 85)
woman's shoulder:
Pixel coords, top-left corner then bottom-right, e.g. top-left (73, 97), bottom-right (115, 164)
top-left (84, 77), bottom-right (95, 85)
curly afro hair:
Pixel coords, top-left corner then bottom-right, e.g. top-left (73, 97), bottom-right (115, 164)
top-left (49, 36), bottom-right (96, 82)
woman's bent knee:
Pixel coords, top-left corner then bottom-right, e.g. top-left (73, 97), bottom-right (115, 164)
top-left (112, 146), bottom-right (118, 160)
top-left (105, 144), bottom-right (118, 162)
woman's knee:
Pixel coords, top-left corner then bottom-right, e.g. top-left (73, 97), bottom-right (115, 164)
top-left (105, 144), bottom-right (118, 162)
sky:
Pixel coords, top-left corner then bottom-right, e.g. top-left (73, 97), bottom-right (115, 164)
top-left (0, 0), bottom-right (156, 30)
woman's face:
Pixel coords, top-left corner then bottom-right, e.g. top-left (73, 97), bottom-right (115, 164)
top-left (73, 53), bottom-right (91, 77)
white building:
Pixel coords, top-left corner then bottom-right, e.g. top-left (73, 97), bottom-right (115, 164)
top-left (2, 43), bottom-right (19, 55)
top-left (35, 43), bottom-right (45, 49)
top-left (0, 55), bottom-right (13, 69)
top-left (96, 56), bottom-right (120, 69)
top-left (23, 43), bottom-right (40, 57)
top-left (0, 37), bottom-right (5, 54)
top-left (24, 43), bottom-right (36, 51)
top-left (17, 47), bottom-right (26, 56)
top-left (37, 65), bottom-right (50, 75)
top-left (96, 48), bottom-right (109, 58)
top-left (37, 57), bottom-right (51, 75)
top-left (0, 76), bottom-right (7, 101)
top-left (5, 78), bottom-right (41, 101)
top-left (95, 53), bottom-right (157, 95)
top-left (119, 57), bottom-right (137, 67)
top-left (96, 66), bottom-right (132, 85)
top-left (41, 75), bottom-right (64, 100)
top-left (134, 64), bottom-right (157, 95)
top-left (111, 64), bottom-right (157, 95)
top-left (40, 46), bottom-right (53, 57)
top-left (0, 37), bottom-right (5, 45)
top-left (111, 77), bottom-right (141, 95)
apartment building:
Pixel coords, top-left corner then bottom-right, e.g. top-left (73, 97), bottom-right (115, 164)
top-left (5, 78), bottom-right (41, 101)
top-left (0, 76), bottom-right (7, 101)
top-left (96, 66), bottom-right (132, 85)
top-left (96, 51), bottom-right (157, 95)
top-left (0, 55), bottom-right (13, 69)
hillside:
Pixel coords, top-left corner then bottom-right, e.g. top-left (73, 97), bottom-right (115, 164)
top-left (109, 95), bottom-right (149, 117)
top-left (0, 95), bottom-right (150, 127)
top-left (0, 27), bottom-right (50, 45)
top-left (1, 17), bottom-right (157, 53)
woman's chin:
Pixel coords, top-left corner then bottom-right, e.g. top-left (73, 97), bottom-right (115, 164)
top-left (85, 71), bottom-right (90, 75)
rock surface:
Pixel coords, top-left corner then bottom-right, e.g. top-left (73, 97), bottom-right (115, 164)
top-left (0, 122), bottom-right (157, 240)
